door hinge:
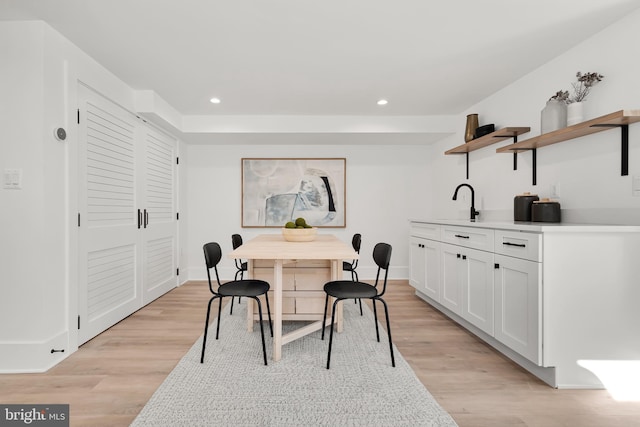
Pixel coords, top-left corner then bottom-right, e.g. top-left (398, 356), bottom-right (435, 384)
top-left (77, 109), bottom-right (80, 124)
top-left (77, 315), bottom-right (81, 330)
top-left (176, 268), bottom-right (179, 276)
top-left (78, 213), bottom-right (81, 227)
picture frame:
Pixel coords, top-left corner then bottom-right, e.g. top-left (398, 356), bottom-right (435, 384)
top-left (241, 158), bottom-right (346, 228)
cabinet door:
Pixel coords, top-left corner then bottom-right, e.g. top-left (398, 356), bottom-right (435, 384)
top-left (494, 254), bottom-right (542, 365)
top-left (461, 247), bottom-right (494, 336)
top-left (409, 237), bottom-right (440, 300)
top-left (409, 237), bottom-right (425, 290)
top-left (423, 238), bottom-right (441, 300)
top-left (440, 243), bottom-right (462, 315)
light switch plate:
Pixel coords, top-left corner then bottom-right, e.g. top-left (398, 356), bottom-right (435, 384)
top-left (3, 168), bottom-right (22, 189)
top-left (633, 175), bottom-right (640, 197)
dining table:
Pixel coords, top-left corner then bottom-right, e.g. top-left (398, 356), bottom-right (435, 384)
top-left (228, 233), bottom-right (358, 361)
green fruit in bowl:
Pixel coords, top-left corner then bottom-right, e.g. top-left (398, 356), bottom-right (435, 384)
top-left (284, 221), bottom-right (296, 229)
top-left (296, 225), bottom-right (304, 229)
top-left (295, 217), bottom-right (307, 227)
top-left (303, 224), bottom-right (312, 228)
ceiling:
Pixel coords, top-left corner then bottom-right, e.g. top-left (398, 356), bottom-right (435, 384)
top-left (2, 0), bottom-right (640, 144)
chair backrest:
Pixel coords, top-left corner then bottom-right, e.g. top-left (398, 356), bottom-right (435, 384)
top-left (372, 242), bottom-right (392, 295)
top-left (231, 234), bottom-right (243, 250)
top-left (203, 242), bottom-right (223, 293)
top-left (352, 233), bottom-right (361, 253)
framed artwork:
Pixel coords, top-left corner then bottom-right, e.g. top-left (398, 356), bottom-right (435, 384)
top-left (242, 158), bottom-right (346, 228)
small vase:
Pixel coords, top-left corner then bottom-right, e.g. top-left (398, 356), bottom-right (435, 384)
top-left (464, 114), bottom-right (479, 142)
top-left (567, 102), bottom-right (584, 126)
top-left (540, 100), bottom-right (567, 134)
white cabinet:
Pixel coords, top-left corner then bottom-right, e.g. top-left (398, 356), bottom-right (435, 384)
top-left (409, 236), bottom-right (440, 300)
top-left (410, 220), bottom-right (640, 388)
top-left (494, 254), bottom-right (541, 364)
top-left (441, 242), bottom-right (494, 335)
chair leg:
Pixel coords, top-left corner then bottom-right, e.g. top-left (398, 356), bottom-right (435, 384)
top-left (253, 296), bottom-right (268, 366)
top-left (200, 296), bottom-right (217, 363)
top-left (215, 297), bottom-right (223, 340)
top-left (264, 292), bottom-right (273, 337)
top-left (372, 298), bottom-right (380, 342)
top-left (358, 298), bottom-right (363, 316)
top-left (377, 297), bottom-right (396, 367)
top-left (230, 296), bottom-right (235, 315)
top-left (327, 298), bottom-right (342, 369)
top-left (321, 293), bottom-right (330, 340)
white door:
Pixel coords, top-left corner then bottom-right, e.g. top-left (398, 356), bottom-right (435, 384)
top-left (423, 238), bottom-right (441, 301)
top-left (440, 243), bottom-right (462, 315)
top-left (494, 254), bottom-right (542, 364)
top-left (461, 247), bottom-right (494, 335)
top-left (409, 237), bottom-right (425, 290)
top-left (77, 84), bottom-right (142, 344)
top-left (141, 126), bottom-right (177, 304)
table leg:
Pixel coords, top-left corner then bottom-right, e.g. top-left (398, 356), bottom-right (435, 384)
top-left (246, 259), bottom-right (254, 332)
top-left (273, 259), bottom-right (283, 361)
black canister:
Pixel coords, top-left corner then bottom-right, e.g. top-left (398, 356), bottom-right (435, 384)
top-left (531, 199), bottom-right (561, 222)
top-left (514, 192), bottom-right (539, 221)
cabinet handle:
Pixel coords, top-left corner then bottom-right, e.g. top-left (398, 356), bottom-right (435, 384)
top-left (454, 234), bottom-right (470, 239)
top-left (456, 253), bottom-right (461, 258)
top-left (144, 209), bottom-right (148, 228)
top-left (137, 209), bottom-right (142, 229)
top-left (462, 255), bottom-right (467, 260)
top-left (503, 242), bottom-right (526, 248)
top-left (494, 263), bottom-right (500, 269)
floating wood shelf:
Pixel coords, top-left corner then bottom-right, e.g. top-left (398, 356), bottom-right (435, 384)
top-left (445, 126), bottom-right (530, 179)
top-left (445, 127), bottom-right (531, 154)
top-left (496, 110), bottom-right (640, 185)
top-left (496, 110), bottom-right (640, 154)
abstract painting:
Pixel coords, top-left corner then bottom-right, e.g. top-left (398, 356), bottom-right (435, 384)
top-left (242, 158), bottom-right (346, 227)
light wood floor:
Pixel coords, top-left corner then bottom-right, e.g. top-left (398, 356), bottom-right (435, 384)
top-left (2, 280), bottom-right (639, 426)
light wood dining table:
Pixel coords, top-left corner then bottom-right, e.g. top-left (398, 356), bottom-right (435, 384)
top-left (229, 233), bottom-right (358, 361)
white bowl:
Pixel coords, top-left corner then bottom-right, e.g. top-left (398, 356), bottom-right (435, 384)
top-left (282, 227), bottom-right (317, 242)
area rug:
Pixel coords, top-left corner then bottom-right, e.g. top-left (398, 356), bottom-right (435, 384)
top-left (131, 299), bottom-right (458, 427)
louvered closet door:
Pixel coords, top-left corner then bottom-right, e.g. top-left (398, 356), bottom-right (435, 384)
top-left (141, 127), bottom-right (177, 304)
top-left (77, 84), bottom-right (143, 344)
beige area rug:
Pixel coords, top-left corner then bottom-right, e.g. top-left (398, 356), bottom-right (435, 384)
top-left (131, 299), bottom-right (458, 426)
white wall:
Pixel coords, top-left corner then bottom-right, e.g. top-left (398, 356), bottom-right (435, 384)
top-left (427, 9), bottom-right (640, 224)
top-left (0, 21), bottom-right (188, 372)
top-left (186, 143), bottom-right (431, 281)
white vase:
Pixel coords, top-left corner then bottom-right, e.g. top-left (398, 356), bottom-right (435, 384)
top-left (567, 102), bottom-right (584, 126)
top-left (540, 100), bottom-right (567, 134)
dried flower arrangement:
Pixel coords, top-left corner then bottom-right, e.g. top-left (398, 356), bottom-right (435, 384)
top-left (569, 71), bottom-right (604, 103)
top-left (549, 90), bottom-right (569, 102)
top-left (548, 71), bottom-right (604, 104)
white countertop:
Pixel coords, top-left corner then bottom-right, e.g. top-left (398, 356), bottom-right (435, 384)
top-left (409, 218), bottom-right (640, 233)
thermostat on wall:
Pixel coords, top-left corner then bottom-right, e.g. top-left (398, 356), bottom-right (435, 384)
top-left (54, 127), bottom-right (67, 141)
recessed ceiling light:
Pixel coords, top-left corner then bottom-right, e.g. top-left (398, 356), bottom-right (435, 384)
top-left (377, 99), bottom-right (388, 106)
top-left (209, 97), bottom-right (221, 104)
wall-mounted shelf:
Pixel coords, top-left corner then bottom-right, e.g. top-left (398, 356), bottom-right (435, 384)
top-left (496, 110), bottom-right (640, 185)
top-left (445, 127), bottom-right (530, 179)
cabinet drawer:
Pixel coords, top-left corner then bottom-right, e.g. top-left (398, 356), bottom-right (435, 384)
top-left (494, 230), bottom-right (541, 262)
top-left (253, 268), bottom-right (295, 290)
top-left (441, 226), bottom-right (494, 252)
top-left (410, 222), bottom-right (441, 240)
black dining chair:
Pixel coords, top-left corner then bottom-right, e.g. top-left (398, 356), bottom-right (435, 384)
top-left (322, 242), bottom-right (395, 369)
top-left (200, 242), bottom-right (273, 365)
top-left (342, 233), bottom-right (363, 315)
top-left (229, 234), bottom-right (248, 315)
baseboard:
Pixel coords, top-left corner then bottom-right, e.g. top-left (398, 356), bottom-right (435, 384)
top-left (0, 330), bottom-right (70, 373)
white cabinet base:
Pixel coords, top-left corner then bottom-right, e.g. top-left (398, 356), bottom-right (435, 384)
top-left (415, 289), bottom-right (557, 388)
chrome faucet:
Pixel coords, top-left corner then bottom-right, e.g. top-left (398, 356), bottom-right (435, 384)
top-left (452, 183), bottom-right (480, 222)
